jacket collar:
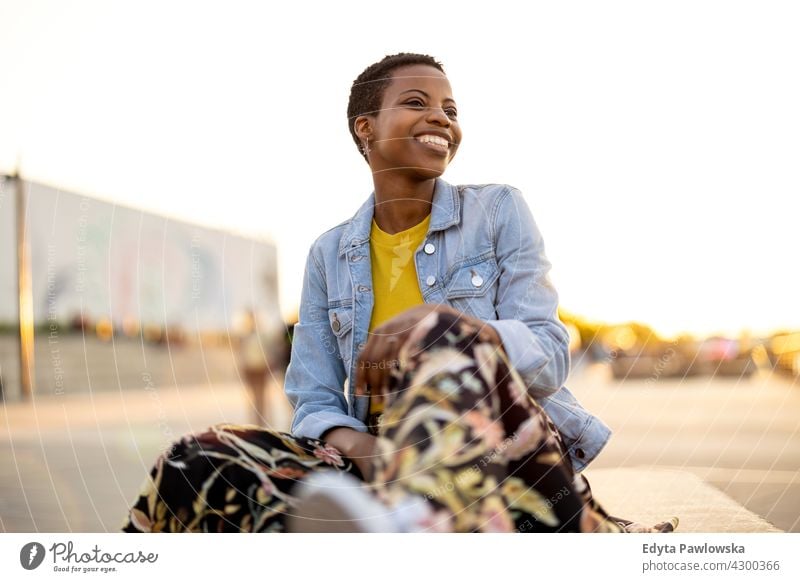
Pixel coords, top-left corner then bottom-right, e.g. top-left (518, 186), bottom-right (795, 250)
top-left (338, 177), bottom-right (461, 256)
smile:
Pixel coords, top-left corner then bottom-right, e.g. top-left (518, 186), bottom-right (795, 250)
top-left (415, 134), bottom-right (450, 155)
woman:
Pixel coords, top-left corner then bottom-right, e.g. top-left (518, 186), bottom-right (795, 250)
top-left (123, 53), bottom-right (676, 533)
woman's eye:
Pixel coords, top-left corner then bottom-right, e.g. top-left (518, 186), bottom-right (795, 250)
top-left (404, 99), bottom-right (457, 119)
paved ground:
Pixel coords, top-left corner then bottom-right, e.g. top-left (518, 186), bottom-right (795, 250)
top-left (570, 363), bottom-right (799, 532)
top-left (0, 363), bottom-right (796, 532)
top-left (0, 379), bottom-right (290, 532)
top-left (587, 468), bottom-right (780, 532)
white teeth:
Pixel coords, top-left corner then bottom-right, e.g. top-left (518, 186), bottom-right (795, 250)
top-left (416, 134), bottom-right (449, 148)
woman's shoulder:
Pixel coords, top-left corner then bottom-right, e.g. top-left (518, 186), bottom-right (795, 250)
top-left (456, 182), bottom-right (523, 201)
top-left (307, 220), bottom-right (349, 260)
top-left (453, 182), bottom-right (541, 241)
top-left (455, 182), bottom-right (529, 215)
top-left (306, 211), bottom-right (366, 272)
top-left (456, 182), bottom-right (516, 192)
top-left (314, 218), bottom-right (351, 244)
top-left (308, 191), bottom-right (374, 258)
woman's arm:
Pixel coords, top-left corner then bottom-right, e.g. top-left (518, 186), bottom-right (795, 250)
top-left (485, 187), bottom-right (571, 399)
top-left (284, 244), bottom-right (369, 439)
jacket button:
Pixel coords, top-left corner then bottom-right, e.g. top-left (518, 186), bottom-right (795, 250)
top-left (425, 275), bottom-right (436, 286)
top-left (357, 285), bottom-right (370, 293)
top-left (331, 314), bottom-right (340, 333)
top-left (575, 448), bottom-right (586, 459)
top-left (424, 243), bottom-right (435, 255)
top-left (470, 270), bottom-right (484, 287)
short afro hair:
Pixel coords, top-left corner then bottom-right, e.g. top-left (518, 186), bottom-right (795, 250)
top-left (347, 53), bottom-right (446, 162)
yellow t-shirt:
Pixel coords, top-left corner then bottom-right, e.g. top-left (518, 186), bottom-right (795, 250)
top-left (367, 213), bottom-right (430, 415)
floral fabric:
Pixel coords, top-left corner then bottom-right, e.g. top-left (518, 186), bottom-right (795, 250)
top-left (123, 311), bottom-right (676, 533)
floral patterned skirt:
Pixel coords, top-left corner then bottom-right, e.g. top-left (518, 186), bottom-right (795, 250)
top-left (123, 311), bottom-right (677, 533)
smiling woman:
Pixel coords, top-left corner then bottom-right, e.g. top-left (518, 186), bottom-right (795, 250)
top-left (350, 63), bottom-right (461, 179)
top-left (123, 52), bottom-right (678, 533)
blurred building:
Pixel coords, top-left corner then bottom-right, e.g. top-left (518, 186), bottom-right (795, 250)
top-left (0, 176), bottom-right (282, 400)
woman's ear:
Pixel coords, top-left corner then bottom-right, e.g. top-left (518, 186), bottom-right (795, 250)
top-left (354, 116), bottom-right (373, 145)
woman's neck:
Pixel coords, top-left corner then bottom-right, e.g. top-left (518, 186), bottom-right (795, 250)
top-left (372, 175), bottom-right (435, 235)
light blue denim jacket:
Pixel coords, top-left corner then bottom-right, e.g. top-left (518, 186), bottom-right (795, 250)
top-left (284, 178), bottom-right (611, 472)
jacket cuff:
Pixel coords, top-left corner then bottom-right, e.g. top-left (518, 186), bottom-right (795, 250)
top-left (292, 410), bottom-right (368, 441)
top-left (486, 319), bottom-right (567, 399)
top-left (568, 418), bottom-right (612, 473)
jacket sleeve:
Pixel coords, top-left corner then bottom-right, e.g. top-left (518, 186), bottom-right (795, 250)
top-left (486, 187), bottom-right (571, 399)
top-left (284, 244), bottom-right (368, 439)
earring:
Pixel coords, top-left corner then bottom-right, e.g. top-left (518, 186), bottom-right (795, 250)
top-left (361, 138), bottom-right (371, 155)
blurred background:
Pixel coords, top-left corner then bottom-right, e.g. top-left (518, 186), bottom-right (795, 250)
top-left (0, 0), bottom-right (798, 532)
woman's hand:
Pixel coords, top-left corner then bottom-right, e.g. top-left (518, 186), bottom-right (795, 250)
top-left (354, 303), bottom-right (502, 407)
top-left (322, 427), bottom-right (378, 481)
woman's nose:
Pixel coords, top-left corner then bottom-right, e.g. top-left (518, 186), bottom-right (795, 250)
top-left (426, 107), bottom-right (451, 126)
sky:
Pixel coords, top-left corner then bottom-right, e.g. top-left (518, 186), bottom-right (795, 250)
top-left (1, 0), bottom-right (798, 338)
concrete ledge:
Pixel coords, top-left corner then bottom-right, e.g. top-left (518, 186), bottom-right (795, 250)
top-left (585, 468), bottom-right (783, 533)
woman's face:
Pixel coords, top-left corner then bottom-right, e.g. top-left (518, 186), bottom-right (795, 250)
top-left (360, 64), bottom-right (462, 179)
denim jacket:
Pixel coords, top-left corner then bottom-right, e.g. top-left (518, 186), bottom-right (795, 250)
top-left (284, 178), bottom-right (611, 472)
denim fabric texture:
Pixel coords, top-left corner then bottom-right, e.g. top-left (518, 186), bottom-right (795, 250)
top-left (284, 178), bottom-right (611, 472)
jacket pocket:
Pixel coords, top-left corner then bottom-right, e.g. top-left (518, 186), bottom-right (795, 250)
top-left (328, 303), bottom-right (354, 370)
top-left (445, 256), bottom-right (499, 319)
top-left (328, 304), bottom-right (353, 337)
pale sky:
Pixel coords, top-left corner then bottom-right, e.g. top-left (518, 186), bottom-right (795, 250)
top-left (1, 0), bottom-right (798, 338)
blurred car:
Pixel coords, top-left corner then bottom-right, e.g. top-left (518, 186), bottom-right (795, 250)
top-left (769, 332), bottom-right (800, 377)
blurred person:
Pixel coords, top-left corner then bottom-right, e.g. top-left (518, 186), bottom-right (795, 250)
top-left (237, 310), bottom-right (288, 425)
top-left (123, 53), bottom-right (677, 533)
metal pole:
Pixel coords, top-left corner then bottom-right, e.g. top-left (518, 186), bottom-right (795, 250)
top-left (13, 172), bottom-right (35, 400)
top-left (0, 174), bottom-right (9, 401)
